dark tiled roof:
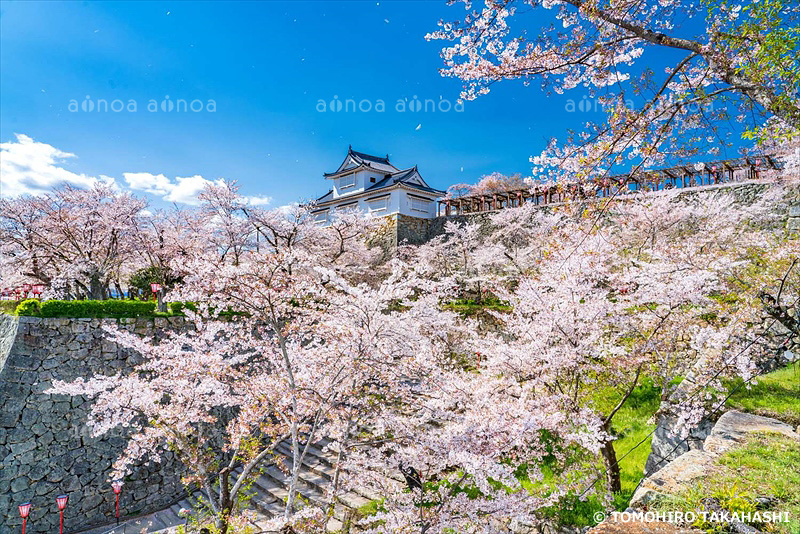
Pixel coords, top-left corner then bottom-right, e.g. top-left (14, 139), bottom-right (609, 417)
top-left (317, 148), bottom-right (445, 203)
top-left (316, 190), bottom-right (334, 203)
top-left (365, 166), bottom-right (445, 195)
top-left (350, 148), bottom-right (390, 165)
top-left (324, 146), bottom-right (399, 177)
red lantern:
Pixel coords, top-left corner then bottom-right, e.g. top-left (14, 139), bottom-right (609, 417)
top-left (18, 503), bottom-right (31, 534)
top-left (111, 481), bottom-right (123, 524)
top-left (56, 495), bottom-right (68, 534)
top-left (150, 283), bottom-right (162, 301)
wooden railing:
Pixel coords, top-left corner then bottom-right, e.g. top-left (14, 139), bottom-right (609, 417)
top-left (438, 156), bottom-right (781, 216)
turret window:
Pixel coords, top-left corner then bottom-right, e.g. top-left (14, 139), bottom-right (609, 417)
top-left (368, 198), bottom-right (388, 212)
top-left (410, 197), bottom-right (431, 213)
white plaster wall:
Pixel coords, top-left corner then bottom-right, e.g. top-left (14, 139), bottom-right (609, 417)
top-left (400, 191), bottom-right (436, 218)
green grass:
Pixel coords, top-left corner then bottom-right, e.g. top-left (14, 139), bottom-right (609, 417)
top-left (726, 362), bottom-right (800, 426)
top-left (588, 378), bottom-right (661, 504)
top-left (357, 498), bottom-right (383, 517)
top-left (605, 381), bottom-right (661, 500)
top-left (655, 433), bottom-right (800, 533)
top-left (442, 297), bottom-right (512, 316)
top-left (524, 380), bottom-right (662, 527)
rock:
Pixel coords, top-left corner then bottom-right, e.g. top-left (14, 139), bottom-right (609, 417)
top-left (645, 411), bottom-right (713, 475)
top-left (588, 517), bottom-right (702, 533)
top-left (631, 411), bottom-right (800, 509)
top-left (754, 496), bottom-right (776, 509)
top-left (10, 439), bottom-right (37, 456)
top-left (632, 450), bottom-right (711, 507)
top-left (703, 411), bottom-right (799, 455)
top-left (10, 475), bottom-right (30, 493)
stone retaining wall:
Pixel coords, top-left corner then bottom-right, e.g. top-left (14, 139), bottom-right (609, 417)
top-left (397, 181), bottom-right (793, 247)
top-left (0, 315), bottom-right (188, 533)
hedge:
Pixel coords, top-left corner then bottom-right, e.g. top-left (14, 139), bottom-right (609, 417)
top-left (11, 299), bottom-right (246, 319)
top-left (15, 299), bottom-right (157, 318)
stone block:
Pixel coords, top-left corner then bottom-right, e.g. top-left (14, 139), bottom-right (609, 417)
top-left (46, 465), bottom-right (68, 483)
top-left (0, 464), bottom-right (17, 481)
top-left (10, 439), bottom-right (36, 456)
top-left (21, 407), bottom-right (40, 426)
top-left (7, 427), bottom-right (32, 444)
top-left (0, 315), bottom-right (189, 532)
top-left (10, 475), bottom-right (30, 493)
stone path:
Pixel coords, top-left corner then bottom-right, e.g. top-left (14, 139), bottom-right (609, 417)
top-left (78, 436), bottom-right (376, 534)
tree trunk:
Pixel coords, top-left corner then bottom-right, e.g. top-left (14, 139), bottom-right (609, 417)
top-left (285, 420), bottom-right (299, 520)
top-left (156, 288), bottom-right (167, 312)
top-left (599, 437), bottom-right (621, 495)
top-left (217, 468), bottom-right (232, 534)
top-left (329, 417), bottom-right (354, 513)
top-left (88, 273), bottom-right (105, 300)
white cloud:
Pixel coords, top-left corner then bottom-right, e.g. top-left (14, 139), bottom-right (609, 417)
top-left (123, 172), bottom-right (173, 195)
top-left (125, 173), bottom-right (271, 207)
top-left (1, 134), bottom-right (272, 207)
top-left (0, 133), bottom-right (113, 197)
top-left (275, 202), bottom-right (300, 216)
top-left (123, 172), bottom-right (220, 205)
top-left (164, 175), bottom-right (221, 205)
top-left (244, 195), bottom-right (273, 206)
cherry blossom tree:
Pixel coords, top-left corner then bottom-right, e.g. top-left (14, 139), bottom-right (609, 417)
top-left (445, 173), bottom-right (528, 199)
top-left (403, 184), bottom-right (793, 502)
top-left (0, 184), bottom-right (146, 299)
top-left (38, 176), bottom-right (799, 534)
top-left (47, 185), bottom-right (412, 532)
top-left (128, 207), bottom-right (207, 304)
top-left (428, 0), bottom-right (799, 182)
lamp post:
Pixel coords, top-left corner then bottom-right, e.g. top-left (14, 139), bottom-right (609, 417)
top-left (56, 494), bottom-right (68, 534)
top-left (18, 503), bottom-right (31, 534)
top-left (111, 481), bottom-right (123, 525)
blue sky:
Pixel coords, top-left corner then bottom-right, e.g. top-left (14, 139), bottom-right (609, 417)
top-left (0, 0), bottom-right (725, 207)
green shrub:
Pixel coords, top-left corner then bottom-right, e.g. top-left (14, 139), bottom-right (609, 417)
top-left (15, 299), bottom-right (156, 318)
top-left (15, 299), bottom-right (41, 316)
top-left (168, 301), bottom-right (198, 315)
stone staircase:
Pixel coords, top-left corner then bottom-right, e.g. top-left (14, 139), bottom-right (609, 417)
top-left (78, 436), bottom-right (377, 534)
